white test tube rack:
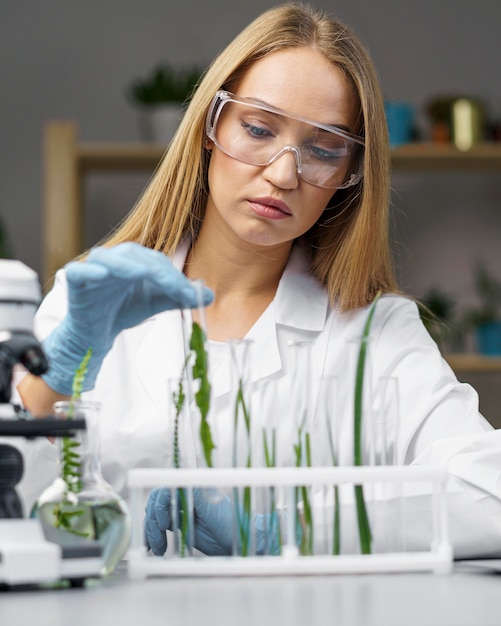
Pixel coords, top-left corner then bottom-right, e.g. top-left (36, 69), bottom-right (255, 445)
top-left (126, 465), bottom-right (453, 578)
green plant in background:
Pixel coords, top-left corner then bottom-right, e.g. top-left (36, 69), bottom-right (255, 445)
top-left (0, 214), bottom-right (13, 258)
top-left (126, 64), bottom-right (203, 106)
top-left (464, 261), bottom-right (501, 327)
top-left (353, 291), bottom-right (381, 555)
top-left (419, 287), bottom-right (462, 353)
top-left (54, 347), bottom-right (93, 535)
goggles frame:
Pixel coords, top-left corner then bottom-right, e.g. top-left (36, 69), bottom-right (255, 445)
top-left (205, 90), bottom-right (365, 189)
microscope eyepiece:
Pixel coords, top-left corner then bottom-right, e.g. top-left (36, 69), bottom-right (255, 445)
top-left (0, 330), bottom-right (49, 403)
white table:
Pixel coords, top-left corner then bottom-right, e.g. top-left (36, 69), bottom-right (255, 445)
top-left (1, 562), bottom-right (500, 626)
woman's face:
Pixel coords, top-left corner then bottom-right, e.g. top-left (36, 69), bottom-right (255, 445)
top-left (205, 46), bottom-right (360, 251)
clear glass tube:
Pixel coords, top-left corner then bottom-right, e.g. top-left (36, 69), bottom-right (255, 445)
top-left (227, 338), bottom-right (254, 556)
top-left (373, 376), bottom-right (404, 553)
top-left (181, 278), bottom-right (214, 469)
top-left (255, 376), bottom-right (282, 555)
top-left (287, 340), bottom-right (314, 555)
top-left (166, 376), bottom-right (194, 557)
top-left (315, 375), bottom-right (341, 555)
top-left (348, 334), bottom-right (374, 555)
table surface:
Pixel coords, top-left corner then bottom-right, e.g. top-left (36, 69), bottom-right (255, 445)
top-left (1, 561), bottom-right (501, 626)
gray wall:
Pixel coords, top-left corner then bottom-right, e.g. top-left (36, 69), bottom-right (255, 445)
top-left (2, 0), bottom-right (501, 285)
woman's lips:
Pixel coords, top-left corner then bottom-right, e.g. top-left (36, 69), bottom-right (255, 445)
top-left (247, 197), bottom-right (292, 220)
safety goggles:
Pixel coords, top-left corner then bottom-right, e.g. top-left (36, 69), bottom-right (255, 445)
top-left (206, 90), bottom-right (365, 189)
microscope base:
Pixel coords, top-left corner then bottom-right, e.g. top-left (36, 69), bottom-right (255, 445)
top-left (0, 519), bottom-right (103, 587)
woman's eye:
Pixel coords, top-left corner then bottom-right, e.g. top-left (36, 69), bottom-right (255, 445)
top-left (241, 121), bottom-right (273, 139)
top-left (307, 144), bottom-right (348, 161)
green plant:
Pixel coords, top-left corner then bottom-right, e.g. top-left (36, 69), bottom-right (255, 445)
top-left (465, 262), bottom-right (501, 327)
top-left (353, 290), bottom-right (382, 555)
top-left (233, 380), bottom-right (252, 556)
top-left (262, 427), bottom-right (282, 552)
top-left (171, 319), bottom-right (213, 555)
top-left (171, 376), bottom-right (189, 557)
top-left (54, 347), bottom-right (93, 535)
top-left (293, 426), bottom-right (313, 555)
top-left (419, 287), bottom-right (460, 351)
top-left (0, 214), bottom-right (12, 258)
top-left (190, 321), bottom-right (214, 467)
top-left (126, 64), bottom-right (202, 106)
top-left (324, 400), bottom-right (340, 555)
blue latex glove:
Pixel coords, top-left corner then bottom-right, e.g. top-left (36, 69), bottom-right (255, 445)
top-left (144, 487), bottom-right (282, 556)
top-left (42, 242), bottom-right (213, 395)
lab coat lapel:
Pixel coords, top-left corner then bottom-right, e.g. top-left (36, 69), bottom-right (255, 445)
top-left (211, 244), bottom-right (329, 399)
top-left (274, 244), bottom-right (328, 332)
top-left (207, 305), bottom-right (280, 400)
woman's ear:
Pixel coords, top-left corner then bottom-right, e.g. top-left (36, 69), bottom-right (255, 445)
top-left (204, 137), bottom-right (214, 150)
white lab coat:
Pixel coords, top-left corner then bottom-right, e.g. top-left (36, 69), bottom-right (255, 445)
top-left (9, 242), bottom-right (501, 558)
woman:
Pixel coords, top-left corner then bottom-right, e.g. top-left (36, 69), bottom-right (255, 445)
top-left (15, 4), bottom-right (501, 557)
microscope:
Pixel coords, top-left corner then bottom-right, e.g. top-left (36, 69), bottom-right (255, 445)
top-left (0, 259), bottom-right (103, 587)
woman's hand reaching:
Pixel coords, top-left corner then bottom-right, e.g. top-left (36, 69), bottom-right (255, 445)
top-left (41, 242), bottom-right (213, 395)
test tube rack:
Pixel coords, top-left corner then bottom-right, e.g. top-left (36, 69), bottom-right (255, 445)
top-left (126, 465), bottom-right (453, 578)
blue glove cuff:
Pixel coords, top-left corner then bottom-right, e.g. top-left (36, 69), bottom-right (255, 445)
top-left (41, 323), bottom-right (106, 396)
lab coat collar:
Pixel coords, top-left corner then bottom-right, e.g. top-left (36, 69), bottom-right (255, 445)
top-left (136, 240), bottom-right (329, 405)
top-left (172, 240), bottom-right (329, 332)
top-left (273, 243), bottom-right (329, 332)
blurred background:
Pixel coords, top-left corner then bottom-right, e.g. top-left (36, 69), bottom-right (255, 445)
top-left (1, 0), bottom-right (501, 422)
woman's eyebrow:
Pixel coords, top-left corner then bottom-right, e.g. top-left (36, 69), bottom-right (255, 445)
top-left (244, 97), bottom-right (352, 133)
top-left (240, 96), bottom-right (352, 134)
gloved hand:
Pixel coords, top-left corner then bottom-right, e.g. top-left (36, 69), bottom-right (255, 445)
top-left (144, 487), bottom-right (282, 556)
top-left (42, 242), bottom-right (213, 395)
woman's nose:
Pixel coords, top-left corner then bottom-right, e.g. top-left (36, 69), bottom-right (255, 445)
top-left (262, 147), bottom-right (300, 190)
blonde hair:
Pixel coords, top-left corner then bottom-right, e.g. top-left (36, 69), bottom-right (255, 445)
top-left (104, 3), bottom-right (397, 311)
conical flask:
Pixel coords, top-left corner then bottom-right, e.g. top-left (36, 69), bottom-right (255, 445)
top-left (32, 400), bottom-right (132, 576)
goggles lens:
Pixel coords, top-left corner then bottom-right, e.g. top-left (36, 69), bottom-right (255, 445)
top-left (206, 91), bottom-right (364, 189)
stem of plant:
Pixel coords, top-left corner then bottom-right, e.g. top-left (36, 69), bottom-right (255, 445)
top-left (353, 291), bottom-right (382, 555)
top-left (293, 424), bottom-right (313, 555)
top-left (262, 428), bottom-right (282, 553)
top-left (325, 412), bottom-right (341, 555)
top-left (172, 377), bottom-right (189, 557)
top-left (234, 380), bottom-right (252, 556)
top-left (55, 347), bottom-right (93, 535)
top-left (190, 321), bottom-right (214, 468)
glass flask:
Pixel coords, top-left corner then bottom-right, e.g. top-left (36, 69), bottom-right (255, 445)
top-left (32, 401), bottom-right (132, 576)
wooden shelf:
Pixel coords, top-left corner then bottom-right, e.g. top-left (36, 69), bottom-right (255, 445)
top-left (391, 142), bottom-right (501, 171)
top-left (445, 353), bottom-right (501, 372)
top-left (79, 143), bottom-right (165, 172)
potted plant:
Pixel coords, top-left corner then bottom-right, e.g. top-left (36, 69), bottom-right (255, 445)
top-left (0, 213), bottom-right (12, 258)
top-left (418, 287), bottom-right (464, 353)
top-left (126, 63), bottom-right (203, 144)
top-left (464, 262), bottom-right (501, 356)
